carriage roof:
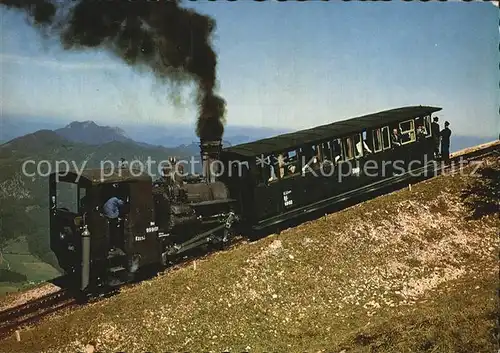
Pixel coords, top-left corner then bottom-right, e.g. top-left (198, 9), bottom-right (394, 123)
top-left (222, 105), bottom-right (442, 157)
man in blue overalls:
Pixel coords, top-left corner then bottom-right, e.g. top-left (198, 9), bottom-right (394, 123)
top-left (103, 196), bottom-right (125, 255)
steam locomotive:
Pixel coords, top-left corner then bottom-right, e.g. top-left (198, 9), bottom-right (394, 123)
top-left (49, 106), bottom-right (445, 294)
top-left (50, 140), bottom-right (240, 291)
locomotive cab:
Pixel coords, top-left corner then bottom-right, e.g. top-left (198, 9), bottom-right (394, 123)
top-left (49, 168), bottom-right (159, 292)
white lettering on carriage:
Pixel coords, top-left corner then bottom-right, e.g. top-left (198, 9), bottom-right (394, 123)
top-left (283, 190), bottom-right (294, 207)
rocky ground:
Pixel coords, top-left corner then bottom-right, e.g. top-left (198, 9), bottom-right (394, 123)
top-left (0, 283), bottom-right (61, 312)
top-left (0, 156), bottom-right (498, 353)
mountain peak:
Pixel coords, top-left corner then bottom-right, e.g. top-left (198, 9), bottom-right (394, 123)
top-left (67, 121), bottom-right (98, 129)
top-left (56, 120), bottom-right (130, 145)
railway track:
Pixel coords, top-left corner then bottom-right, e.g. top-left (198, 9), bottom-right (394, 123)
top-left (0, 248), bottom-right (226, 341)
top-left (0, 289), bottom-right (77, 340)
top-left (1, 140), bottom-right (497, 341)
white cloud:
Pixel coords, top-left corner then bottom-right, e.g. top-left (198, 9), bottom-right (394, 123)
top-left (0, 53), bottom-right (120, 71)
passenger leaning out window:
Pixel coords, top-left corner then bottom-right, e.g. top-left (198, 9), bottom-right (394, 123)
top-left (416, 124), bottom-right (427, 141)
top-left (391, 128), bottom-right (402, 147)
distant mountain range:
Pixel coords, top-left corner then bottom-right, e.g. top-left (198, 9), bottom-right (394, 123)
top-left (1, 114), bottom-right (289, 148)
top-left (54, 121), bottom-right (134, 145)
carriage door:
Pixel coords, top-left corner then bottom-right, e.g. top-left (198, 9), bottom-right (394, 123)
top-left (127, 181), bottom-right (160, 266)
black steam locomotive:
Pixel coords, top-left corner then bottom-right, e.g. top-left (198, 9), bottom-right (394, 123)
top-left (49, 106), bottom-right (444, 294)
top-left (49, 140), bottom-right (240, 291)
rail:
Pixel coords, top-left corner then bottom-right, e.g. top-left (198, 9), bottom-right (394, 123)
top-left (0, 290), bottom-right (77, 340)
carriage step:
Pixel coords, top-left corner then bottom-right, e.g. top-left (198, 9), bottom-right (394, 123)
top-left (108, 266), bottom-right (126, 273)
top-left (107, 277), bottom-right (125, 287)
top-left (107, 247), bottom-right (126, 259)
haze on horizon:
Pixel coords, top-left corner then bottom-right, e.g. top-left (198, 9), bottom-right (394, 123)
top-left (1, 1), bottom-right (498, 139)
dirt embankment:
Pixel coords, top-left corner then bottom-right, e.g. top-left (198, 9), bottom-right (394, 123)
top-left (1, 156), bottom-right (498, 353)
top-left (0, 284), bottom-right (61, 312)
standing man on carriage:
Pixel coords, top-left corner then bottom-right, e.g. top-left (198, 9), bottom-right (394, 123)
top-left (440, 121), bottom-right (452, 163)
top-left (431, 117), bottom-right (441, 158)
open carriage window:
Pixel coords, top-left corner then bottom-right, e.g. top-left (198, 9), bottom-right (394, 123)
top-left (381, 126), bottom-right (391, 150)
top-left (423, 115), bottom-right (432, 138)
top-left (373, 128), bottom-right (383, 153)
top-left (300, 144), bottom-right (321, 174)
top-left (415, 116), bottom-right (431, 140)
top-left (283, 149), bottom-right (300, 178)
top-left (342, 136), bottom-right (355, 161)
top-left (263, 153), bottom-right (285, 182)
top-left (399, 119), bottom-right (416, 145)
top-left (331, 138), bottom-right (342, 163)
top-left (354, 134), bottom-right (364, 158)
top-left (319, 141), bottom-right (332, 162)
top-left (256, 154), bottom-right (274, 184)
top-left (358, 131), bottom-right (373, 156)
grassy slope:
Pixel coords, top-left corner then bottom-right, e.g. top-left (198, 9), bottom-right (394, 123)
top-left (1, 159), bottom-right (498, 353)
top-left (0, 238), bottom-right (60, 297)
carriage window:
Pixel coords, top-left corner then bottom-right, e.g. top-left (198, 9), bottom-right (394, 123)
top-left (272, 153), bottom-right (286, 180)
top-left (301, 144), bottom-right (321, 174)
top-left (331, 138), bottom-right (342, 163)
top-left (399, 119), bottom-right (416, 145)
top-left (373, 129), bottom-right (383, 153)
top-left (313, 145), bottom-right (322, 166)
top-left (56, 181), bottom-right (78, 213)
top-left (283, 149), bottom-right (300, 178)
top-left (381, 126), bottom-right (391, 150)
top-left (354, 134), bottom-right (363, 158)
top-left (319, 141), bottom-right (332, 162)
top-left (415, 116), bottom-right (431, 140)
top-left (256, 154), bottom-right (274, 184)
top-left (424, 115), bottom-right (432, 137)
top-left (342, 137), bottom-right (355, 160)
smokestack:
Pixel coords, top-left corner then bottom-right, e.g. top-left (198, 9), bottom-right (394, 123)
top-left (199, 139), bottom-right (222, 183)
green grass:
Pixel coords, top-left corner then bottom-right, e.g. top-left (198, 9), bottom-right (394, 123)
top-left (0, 238), bottom-right (60, 297)
top-left (330, 273), bottom-right (499, 353)
top-left (0, 159), bottom-right (498, 353)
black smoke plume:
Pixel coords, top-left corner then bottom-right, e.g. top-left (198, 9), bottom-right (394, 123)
top-left (1, 0), bottom-right (226, 141)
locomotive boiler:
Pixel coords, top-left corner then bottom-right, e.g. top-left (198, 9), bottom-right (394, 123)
top-left (49, 139), bottom-right (239, 293)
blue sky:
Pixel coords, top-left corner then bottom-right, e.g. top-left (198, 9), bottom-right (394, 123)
top-left (1, 0), bottom-right (499, 137)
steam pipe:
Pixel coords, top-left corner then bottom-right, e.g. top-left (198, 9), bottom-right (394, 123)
top-left (81, 224), bottom-right (91, 291)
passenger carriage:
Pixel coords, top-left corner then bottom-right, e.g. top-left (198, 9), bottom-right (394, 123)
top-left (218, 105), bottom-right (442, 231)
